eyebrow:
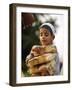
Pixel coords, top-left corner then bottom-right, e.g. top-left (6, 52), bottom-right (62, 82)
top-left (40, 31), bottom-right (49, 34)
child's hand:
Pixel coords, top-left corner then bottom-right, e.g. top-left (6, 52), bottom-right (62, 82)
top-left (38, 65), bottom-right (49, 76)
top-left (31, 45), bottom-right (44, 56)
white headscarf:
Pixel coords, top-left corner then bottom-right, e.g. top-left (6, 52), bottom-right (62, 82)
top-left (40, 23), bottom-right (55, 35)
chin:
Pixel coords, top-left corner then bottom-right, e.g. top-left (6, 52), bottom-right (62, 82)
top-left (42, 44), bottom-right (48, 46)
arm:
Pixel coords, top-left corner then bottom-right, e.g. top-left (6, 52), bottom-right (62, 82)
top-left (25, 45), bottom-right (40, 64)
top-left (46, 53), bottom-right (60, 75)
top-left (38, 54), bottom-right (58, 76)
top-left (25, 53), bottom-right (34, 64)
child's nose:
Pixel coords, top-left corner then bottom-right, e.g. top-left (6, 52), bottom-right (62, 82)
top-left (42, 35), bottom-right (45, 39)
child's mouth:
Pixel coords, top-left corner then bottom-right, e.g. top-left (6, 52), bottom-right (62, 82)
top-left (42, 40), bottom-right (46, 42)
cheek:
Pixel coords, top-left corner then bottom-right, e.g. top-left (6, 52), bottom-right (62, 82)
top-left (39, 36), bottom-right (42, 41)
top-left (47, 37), bottom-right (53, 42)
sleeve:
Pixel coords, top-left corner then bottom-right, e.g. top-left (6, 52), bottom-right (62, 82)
top-left (46, 59), bottom-right (56, 75)
top-left (55, 53), bottom-right (60, 75)
top-left (25, 45), bottom-right (35, 64)
top-left (25, 54), bottom-right (34, 64)
top-left (45, 53), bottom-right (60, 75)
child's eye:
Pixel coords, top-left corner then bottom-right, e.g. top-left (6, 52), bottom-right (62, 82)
top-left (40, 33), bottom-right (43, 36)
top-left (45, 33), bottom-right (49, 36)
top-left (40, 33), bottom-right (49, 37)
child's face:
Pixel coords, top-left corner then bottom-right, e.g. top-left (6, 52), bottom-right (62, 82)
top-left (39, 28), bottom-right (54, 46)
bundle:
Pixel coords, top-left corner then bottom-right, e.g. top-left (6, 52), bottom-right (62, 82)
top-left (26, 45), bottom-right (57, 76)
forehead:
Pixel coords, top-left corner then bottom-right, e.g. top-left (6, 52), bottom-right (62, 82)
top-left (40, 28), bottom-right (50, 33)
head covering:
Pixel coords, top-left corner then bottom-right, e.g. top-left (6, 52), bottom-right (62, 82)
top-left (40, 23), bottom-right (55, 35)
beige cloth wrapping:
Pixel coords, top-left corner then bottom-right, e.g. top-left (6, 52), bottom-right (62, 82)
top-left (26, 45), bottom-right (57, 75)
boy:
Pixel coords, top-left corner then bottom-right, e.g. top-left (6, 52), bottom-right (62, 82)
top-left (26, 23), bottom-right (60, 76)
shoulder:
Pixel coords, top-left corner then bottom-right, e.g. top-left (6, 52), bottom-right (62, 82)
top-left (46, 44), bottom-right (57, 53)
top-left (52, 44), bottom-right (58, 53)
top-left (51, 44), bottom-right (57, 49)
